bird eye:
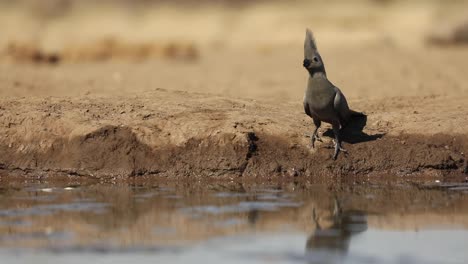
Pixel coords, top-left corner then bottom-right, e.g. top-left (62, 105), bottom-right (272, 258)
top-left (313, 57), bottom-right (319, 62)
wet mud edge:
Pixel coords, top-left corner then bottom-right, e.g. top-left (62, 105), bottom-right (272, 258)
top-left (0, 125), bottom-right (466, 181)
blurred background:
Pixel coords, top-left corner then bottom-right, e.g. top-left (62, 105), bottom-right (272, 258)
top-left (0, 0), bottom-right (467, 100)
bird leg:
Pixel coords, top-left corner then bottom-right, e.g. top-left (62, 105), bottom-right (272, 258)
top-left (312, 208), bottom-right (321, 229)
top-left (311, 119), bottom-right (322, 148)
top-left (311, 127), bottom-right (323, 148)
top-left (332, 123), bottom-right (346, 160)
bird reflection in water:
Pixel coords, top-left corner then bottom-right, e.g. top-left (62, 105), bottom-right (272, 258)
top-left (305, 198), bottom-right (368, 263)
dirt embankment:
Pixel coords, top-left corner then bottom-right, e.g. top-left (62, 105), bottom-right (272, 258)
top-left (0, 89), bottom-right (466, 181)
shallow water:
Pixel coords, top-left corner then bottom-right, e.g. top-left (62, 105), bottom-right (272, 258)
top-left (0, 181), bottom-right (467, 264)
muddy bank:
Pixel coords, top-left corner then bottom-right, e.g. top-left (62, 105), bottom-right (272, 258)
top-left (1, 131), bottom-right (466, 180)
top-left (0, 90), bottom-right (466, 181)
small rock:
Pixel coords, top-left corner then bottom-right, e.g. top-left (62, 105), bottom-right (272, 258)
top-left (288, 168), bottom-right (299, 177)
top-left (142, 114), bottom-right (152, 120)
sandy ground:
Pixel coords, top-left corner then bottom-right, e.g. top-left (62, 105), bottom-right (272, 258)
top-left (0, 0), bottom-right (467, 180)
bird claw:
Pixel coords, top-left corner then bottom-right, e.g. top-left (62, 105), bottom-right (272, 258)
top-left (332, 142), bottom-right (348, 160)
top-left (311, 135), bottom-right (322, 149)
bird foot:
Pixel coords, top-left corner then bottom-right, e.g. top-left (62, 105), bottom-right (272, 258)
top-left (311, 135), bottom-right (323, 149)
top-left (332, 142), bottom-right (348, 160)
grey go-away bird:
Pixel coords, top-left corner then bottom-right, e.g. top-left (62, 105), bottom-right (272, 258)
top-left (302, 29), bottom-right (365, 160)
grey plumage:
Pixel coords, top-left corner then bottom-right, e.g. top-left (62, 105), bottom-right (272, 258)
top-left (302, 28), bottom-right (365, 160)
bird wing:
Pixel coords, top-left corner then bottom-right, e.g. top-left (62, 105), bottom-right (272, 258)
top-left (333, 87), bottom-right (351, 126)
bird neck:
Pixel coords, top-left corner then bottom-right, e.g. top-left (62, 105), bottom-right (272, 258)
top-left (307, 67), bottom-right (327, 78)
